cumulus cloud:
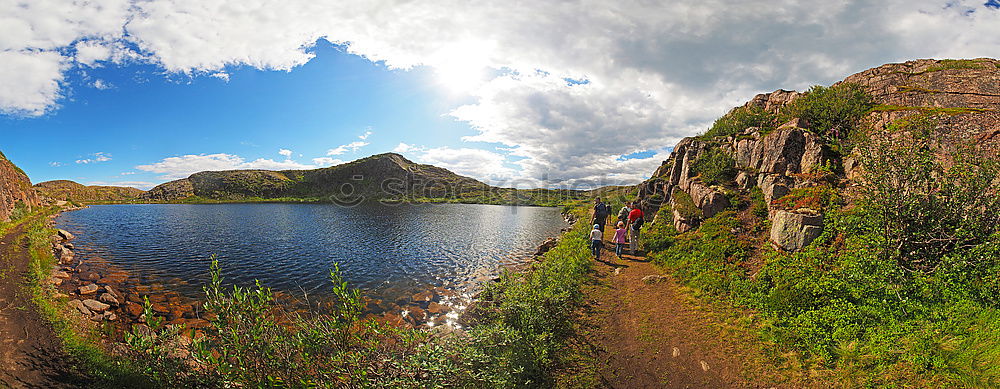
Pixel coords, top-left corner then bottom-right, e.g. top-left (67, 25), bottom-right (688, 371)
top-left (416, 147), bottom-right (516, 185)
top-left (91, 79), bottom-right (112, 90)
top-left (75, 152), bottom-right (112, 164)
top-left (392, 142), bottom-right (422, 153)
top-left (3, 0), bottom-right (1000, 185)
top-left (327, 141), bottom-right (369, 156)
top-left (278, 148), bottom-right (293, 158)
top-left (136, 153), bottom-right (320, 179)
top-left (311, 157), bottom-right (343, 166)
top-left (85, 181), bottom-right (157, 190)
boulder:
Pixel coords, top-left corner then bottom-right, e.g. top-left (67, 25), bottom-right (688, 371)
top-left (124, 301), bottom-right (144, 317)
top-left (68, 300), bottom-right (91, 315)
top-left (57, 229), bottom-right (74, 241)
top-left (52, 270), bottom-right (70, 279)
top-left (78, 284), bottom-right (99, 295)
top-left (534, 238), bottom-right (558, 256)
top-left (82, 299), bottom-right (110, 313)
top-left (98, 293), bottom-right (120, 306)
top-left (770, 210), bottom-right (824, 251)
top-left (758, 174), bottom-right (793, 204)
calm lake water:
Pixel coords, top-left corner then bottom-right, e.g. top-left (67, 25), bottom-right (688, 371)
top-left (55, 203), bottom-right (566, 309)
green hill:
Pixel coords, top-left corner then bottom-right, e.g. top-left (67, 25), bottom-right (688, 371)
top-left (34, 180), bottom-right (146, 203)
top-left (142, 153), bottom-right (584, 206)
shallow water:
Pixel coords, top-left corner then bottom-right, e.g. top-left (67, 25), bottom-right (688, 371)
top-left (55, 203), bottom-right (566, 309)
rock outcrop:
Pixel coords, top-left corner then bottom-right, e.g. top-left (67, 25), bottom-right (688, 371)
top-left (635, 58), bottom-right (999, 250)
top-left (34, 180), bottom-right (145, 203)
top-left (0, 150), bottom-right (40, 222)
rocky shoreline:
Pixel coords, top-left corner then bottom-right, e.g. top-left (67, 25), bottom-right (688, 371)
top-left (44, 207), bottom-right (576, 344)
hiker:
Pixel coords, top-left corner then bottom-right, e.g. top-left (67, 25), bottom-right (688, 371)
top-left (626, 202), bottom-right (645, 255)
top-left (613, 221), bottom-right (628, 258)
top-left (617, 202), bottom-right (631, 225)
top-left (589, 224), bottom-right (603, 257)
top-left (592, 198), bottom-right (610, 232)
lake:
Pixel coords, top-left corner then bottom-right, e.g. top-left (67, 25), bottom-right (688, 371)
top-left (55, 203), bottom-right (567, 324)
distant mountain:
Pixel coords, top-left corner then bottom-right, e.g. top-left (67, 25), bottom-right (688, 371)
top-left (34, 180), bottom-right (146, 203)
top-left (0, 151), bottom-right (40, 222)
top-left (142, 153), bottom-right (583, 206)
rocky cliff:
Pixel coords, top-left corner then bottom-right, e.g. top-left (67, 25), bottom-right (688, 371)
top-left (0, 151), bottom-right (41, 222)
top-left (637, 58), bottom-right (1000, 250)
top-left (34, 180), bottom-right (145, 203)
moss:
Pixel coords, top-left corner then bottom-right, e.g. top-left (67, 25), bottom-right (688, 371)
top-left (872, 105), bottom-right (993, 115)
top-left (770, 186), bottom-right (839, 211)
top-left (672, 190), bottom-right (702, 219)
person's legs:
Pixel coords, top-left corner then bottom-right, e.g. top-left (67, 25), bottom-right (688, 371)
top-left (615, 243), bottom-right (623, 257)
top-left (629, 228), bottom-right (639, 253)
top-left (591, 240), bottom-right (600, 257)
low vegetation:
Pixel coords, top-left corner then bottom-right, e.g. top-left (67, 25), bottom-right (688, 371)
top-left (642, 115), bottom-right (1000, 386)
top-left (700, 105), bottom-right (778, 139)
top-left (690, 148), bottom-right (737, 186)
top-left (781, 83), bottom-right (875, 140)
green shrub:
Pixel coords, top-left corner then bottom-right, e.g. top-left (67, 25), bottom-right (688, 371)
top-left (782, 83), bottom-right (875, 139)
top-left (690, 148), bottom-right (737, 186)
top-left (642, 220), bottom-right (678, 253)
top-left (701, 105), bottom-right (778, 139)
top-left (671, 190), bottom-right (702, 220)
top-left (770, 186), bottom-right (840, 212)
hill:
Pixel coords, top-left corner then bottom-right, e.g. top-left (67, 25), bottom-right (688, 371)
top-left (143, 153), bottom-right (584, 206)
top-left (34, 180), bottom-right (145, 204)
top-left (0, 151), bottom-right (40, 222)
top-left (623, 58), bottom-right (1000, 386)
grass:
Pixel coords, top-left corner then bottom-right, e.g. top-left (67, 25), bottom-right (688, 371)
top-left (872, 105), bottom-right (994, 115)
top-left (672, 189), bottom-right (702, 220)
top-left (895, 59), bottom-right (989, 75)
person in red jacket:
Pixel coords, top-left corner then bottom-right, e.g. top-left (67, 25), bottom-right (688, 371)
top-left (625, 202), bottom-right (645, 255)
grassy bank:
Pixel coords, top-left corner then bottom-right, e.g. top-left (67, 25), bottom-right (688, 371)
top-left (23, 204), bottom-right (592, 387)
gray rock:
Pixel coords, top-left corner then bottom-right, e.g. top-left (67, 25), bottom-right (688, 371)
top-left (98, 293), bottom-right (119, 306)
top-left (82, 299), bottom-right (110, 313)
top-left (78, 284), bottom-right (99, 295)
top-left (68, 300), bottom-right (92, 315)
top-left (770, 210), bottom-right (824, 251)
top-left (53, 270), bottom-right (70, 279)
top-left (57, 229), bottom-right (75, 241)
top-left (641, 274), bottom-right (669, 284)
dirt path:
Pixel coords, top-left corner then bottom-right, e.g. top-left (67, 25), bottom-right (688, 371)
top-left (579, 227), bottom-right (767, 388)
top-left (0, 225), bottom-right (88, 388)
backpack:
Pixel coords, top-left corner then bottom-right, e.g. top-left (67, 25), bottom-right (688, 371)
top-left (632, 215), bottom-right (645, 230)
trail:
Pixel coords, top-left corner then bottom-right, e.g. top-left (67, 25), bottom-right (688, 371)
top-left (578, 226), bottom-right (766, 388)
top-left (0, 224), bottom-right (87, 388)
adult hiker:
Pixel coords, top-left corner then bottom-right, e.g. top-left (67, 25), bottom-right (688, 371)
top-left (589, 224), bottom-right (603, 258)
top-left (617, 201), bottom-right (631, 225)
top-left (592, 197), bottom-right (610, 232)
top-left (626, 202), bottom-right (645, 255)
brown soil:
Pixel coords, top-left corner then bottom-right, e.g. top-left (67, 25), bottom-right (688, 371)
top-left (0, 224), bottom-right (89, 388)
top-left (577, 228), bottom-right (777, 388)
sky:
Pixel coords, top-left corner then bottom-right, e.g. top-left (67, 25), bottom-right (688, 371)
top-left (1, 0), bottom-right (998, 191)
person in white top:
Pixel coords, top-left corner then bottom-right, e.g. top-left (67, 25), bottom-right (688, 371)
top-left (589, 224), bottom-right (603, 257)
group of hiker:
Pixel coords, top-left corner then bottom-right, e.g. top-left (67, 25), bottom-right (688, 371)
top-left (588, 197), bottom-right (644, 259)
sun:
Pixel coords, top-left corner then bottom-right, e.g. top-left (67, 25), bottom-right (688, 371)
top-left (433, 42), bottom-right (492, 93)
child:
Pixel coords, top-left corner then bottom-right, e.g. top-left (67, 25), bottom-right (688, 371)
top-left (613, 221), bottom-right (628, 258)
top-left (589, 224), bottom-right (603, 257)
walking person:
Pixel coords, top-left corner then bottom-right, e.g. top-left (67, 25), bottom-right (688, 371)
top-left (626, 202), bottom-right (645, 255)
top-left (617, 202), bottom-right (631, 226)
top-left (592, 197), bottom-right (610, 232)
top-left (589, 224), bottom-right (603, 258)
top-left (613, 221), bottom-right (628, 259)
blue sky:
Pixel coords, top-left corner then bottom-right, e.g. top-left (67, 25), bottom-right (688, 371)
top-left (1, 1), bottom-right (997, 190)
top-left (1, 42), bottom-right (506, 189)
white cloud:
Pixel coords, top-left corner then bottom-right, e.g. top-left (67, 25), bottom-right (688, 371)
top-left (311, 157), bottom-right (343, 166)
top-left (49, 161), bottom-right (62, 167)
top-left (91, 79), bottom-right (111, 90)
top-left (210, 72), bottom-right (230, 82)
top-left (392, 142), bottom-right (423, 153)
top-left (327, 141), bottom-right (369, 155)
top-left (85, 181), bottom-right (157, 190)
top-left (278, 148), bottom-right (293, 158)
top-left (136, 153), bottom-right (319, 179)
top-left (359, 130), bottom-right (372, 140)
top-left (413, 146), bottom-right (516, 185)
top-left (75, 152), bottom-right (112, 164)
top-left (3, 0), bottom-right (1000, 184)
top-left (74, 40), bottom-right (112, 66)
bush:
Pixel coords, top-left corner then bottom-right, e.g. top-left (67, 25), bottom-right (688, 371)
top-left (642, 220), bottom-right (678, 253)
top-left (770, 186), bottom-right (840, 212)
top-left (690, 148), bottom-right (737, 186)
top-left (701, 105), bottom-right (778, 139)
top-left (782, 83), bottom-right (875, 139)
